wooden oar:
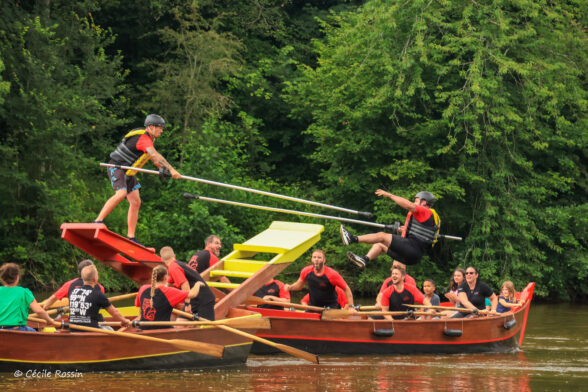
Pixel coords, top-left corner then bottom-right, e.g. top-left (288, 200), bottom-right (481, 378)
top-left (246, 296), bottom-right (377, 312)
top-left (45, 292), bottom-right (138, 316)
top-left (42, 291), bottom-right (137, 310)
top-left (173, 309), bottom-right (319, 364)
top-left (245, 296), bottom-right (325, 312)
top-left (354, 305), bottom-right (378, 311)
top-left (101, 316), bottom-right (271, 329)
top-left (404, 304), bottom-right (500, 315)
top-left (29, 317), bottom-right (224, 357)
top-left (321, 309), bottom-right (433, 320)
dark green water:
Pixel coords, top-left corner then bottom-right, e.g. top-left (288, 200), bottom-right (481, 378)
top-left (1, 303), bottom-right (586, 391)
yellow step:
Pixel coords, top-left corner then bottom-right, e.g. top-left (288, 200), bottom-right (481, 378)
top-left (209, 269), bottom-right (254, 278)
top-left (223, 259), bottom-right (268, 273)
top-left (207, 281), bottom-right (241, 289)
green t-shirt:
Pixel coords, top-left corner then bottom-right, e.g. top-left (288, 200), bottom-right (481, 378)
top-left (0, 286), bottom-right (35, 326)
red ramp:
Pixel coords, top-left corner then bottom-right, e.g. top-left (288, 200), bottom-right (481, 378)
top-left (60, 223), bottom-right (162, 285)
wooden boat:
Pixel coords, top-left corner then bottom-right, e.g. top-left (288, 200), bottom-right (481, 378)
top-left (184, 219), bottom-right (536, 356)
top-left (0, 308), bottom-right (260, 372)
top-left (247, 283), bottom-right (535, 355)
top-left (0, 221), bottom-right (323, 372)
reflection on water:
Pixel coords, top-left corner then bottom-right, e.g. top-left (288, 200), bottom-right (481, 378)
top-left (1, 304), bottom-right (587, 391)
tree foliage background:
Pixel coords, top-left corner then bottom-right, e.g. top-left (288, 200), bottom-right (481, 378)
top-left (0, 0), bottom-right (585, 301)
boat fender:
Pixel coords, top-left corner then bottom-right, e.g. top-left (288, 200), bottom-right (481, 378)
top-left (373, 329), bottom-right (395, 337)
top-left (443, 329), bottom-right (463, 337)
top-left (503, 319), bottom-right (517, 330)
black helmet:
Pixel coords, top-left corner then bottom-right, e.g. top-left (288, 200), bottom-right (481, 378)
top-left (415, 191), bottom-right (435, 206)
top-left (144, 114), bottom-right (166, 127)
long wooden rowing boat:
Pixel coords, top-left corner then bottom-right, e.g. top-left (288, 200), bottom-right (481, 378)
top-left (0, 308), bottom-right (260, 372)
top-left (247, 282), bottom-right (534, 355)
top-left (0, 221), bottom-right (321, 372)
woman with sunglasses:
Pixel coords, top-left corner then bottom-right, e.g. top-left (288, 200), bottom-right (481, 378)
top-left (453, 266), bottom-right (497, 318)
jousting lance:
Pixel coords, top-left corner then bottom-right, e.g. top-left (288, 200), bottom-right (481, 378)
top-left (99, 163), bottom-right (373, 218)
top-left (183, 193), bottom-right (463, 241)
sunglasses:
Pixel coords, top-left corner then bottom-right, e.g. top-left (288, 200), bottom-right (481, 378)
top-left (465, 271), bottom-right (476, 275)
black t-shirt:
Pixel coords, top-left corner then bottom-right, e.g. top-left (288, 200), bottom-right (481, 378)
top-left (254, 281), bottom-right (285, 310)
top-left (381, 284), bottom-right (425, 319)
top-left (174, 261), bottom-right (216, 309)
top-left (136, 285), bottom-right (188, 330)
top-left (189, 250), bottom-right (212, 274)
top-left (300, 266), bottom-right (343, 309)
top-left (457, 280), bottom-right (494, 310)
top-left (68, 284), bottom-right (111, 328)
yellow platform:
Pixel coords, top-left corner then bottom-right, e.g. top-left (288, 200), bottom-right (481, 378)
top-left (208, 221), bottom-right (324, 319)
top-left (208, 221), bottom-right (324, 288)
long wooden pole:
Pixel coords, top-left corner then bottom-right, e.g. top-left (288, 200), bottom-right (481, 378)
top-left (321, 309), bottom-right (433, 320)
top-left (172, 309), bottom-right (319, 364)
top-left (100, 163), bottom-right (373, 218)
top-left (404, 304), bottom-right (500, 315)
top-left (184, 193), bottom-right (462, 240)
top-left (46, 292), bottom-right (138, 316)
top-left (101, 316), bottom-right (271, 330)
top-left (244, 296), bottom-right (326, 312)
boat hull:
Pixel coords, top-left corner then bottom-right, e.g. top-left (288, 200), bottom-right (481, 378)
top-left (251, 283), bottom-right (534, 355)
top-left (0, 309), bottom-right (258, 372)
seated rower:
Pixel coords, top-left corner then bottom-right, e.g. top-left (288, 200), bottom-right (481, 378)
top-left (284, 249), bottom-right (354, 312)
top-left (380, 266), bottom-right (431, 320)
top-left (41, 259), bottom-right (105, 310)
top-left (496, 281), bottom-right (525, 313)
top-left (452, 266), bottom-right (497, 318)
top-left (0, 263), bottom-right (54, 331)
top-left (375, 260), bottom-right (417, 309)
top-left (135, 265), bottom-right (205, 329)
top-left (420, 279), bottom-right (441, 319)
top-left (253, 278), bottom-right (291, 310)
top-left (301, 285), bottom-right (348, 309)
top-left (161, 246), bottom-right (216, 320)
top-left (68, 265), bottom-right (130, 329)
top-left (444, 268), bottom-right (466, 308)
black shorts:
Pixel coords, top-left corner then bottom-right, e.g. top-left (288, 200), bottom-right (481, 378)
top-left (107, 164), bottom-right (141, 193)
top-left (386, 235), bottom-right (426, 265)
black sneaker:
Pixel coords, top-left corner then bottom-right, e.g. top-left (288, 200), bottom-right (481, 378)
top-left (347, 251), bottom-right (366, 268)
top-left (340, 225), bottom-right (356, 246)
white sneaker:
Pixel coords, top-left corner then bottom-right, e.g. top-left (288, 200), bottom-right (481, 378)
top-left (340, 225), bottom-right (354, 246)
top-left (347, 251), bottom-right (366, 268)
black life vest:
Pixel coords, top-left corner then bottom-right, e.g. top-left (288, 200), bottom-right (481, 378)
top-left (406, 208), bottom-right (441, 246)
top-left (109, 128), bottom-right (151, 176)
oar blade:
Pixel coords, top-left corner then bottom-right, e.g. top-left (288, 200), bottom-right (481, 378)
top-left (220, 318), bottom-right (271, 329)
top-left (170, 339), bottom-right (225, 358)
top-left (274, 343), bottom-right (319, 364)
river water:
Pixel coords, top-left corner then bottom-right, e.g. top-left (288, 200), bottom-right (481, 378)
top-left (1, 303), bottom-right (586, 391)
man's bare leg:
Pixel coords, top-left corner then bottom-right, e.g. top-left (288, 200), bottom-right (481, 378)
top-left (357, 232), bottom-right (393, 247)
top-left (126, 190), bottom-right (141, 239)
top-left (96, 189), bottom-right (128, 222)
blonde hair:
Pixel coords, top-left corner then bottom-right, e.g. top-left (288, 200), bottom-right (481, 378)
top-left (150, 265), bottom-right (168, 307)
top-left (81, 265), bottom-right (98, 283)
top-left (160, 246), bottom-right (175, 262)
top-left (501, 281), bottom-right (516, 302)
